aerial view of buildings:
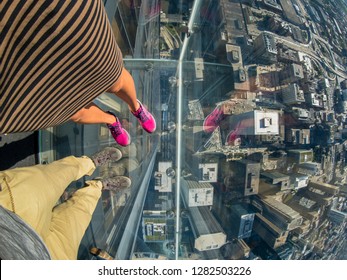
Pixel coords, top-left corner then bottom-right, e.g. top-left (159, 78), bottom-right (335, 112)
top-left (136, 0), bottom-right (347, 260)
top-left (3, 0), bottom-right (346, 262)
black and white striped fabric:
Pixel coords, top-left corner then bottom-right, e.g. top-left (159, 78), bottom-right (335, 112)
top-left (0, 0), bottom-right (123, 133)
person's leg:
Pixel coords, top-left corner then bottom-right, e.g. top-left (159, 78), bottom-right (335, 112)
top-left (69, 68), bottom-right (138, 124)
top-left (70, 67), bottom-right (156, 134)
top-left (107, 67), bottom-right (156, 133)
top-left (107, 67), bottom-right (140, 112)
top-left (0, 156), bottom-right (95, 237)
top-left (44, 180), bottom-right (102, 260)
top-left (44, 175), bottom-right (131, 260)
top-left (70, 102), bottom-right (131, 146)
top-left (70, 103), bottom-right (117, 125)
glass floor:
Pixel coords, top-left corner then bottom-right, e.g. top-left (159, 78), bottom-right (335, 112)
top-left (39, 0), bottom-right (347, 260)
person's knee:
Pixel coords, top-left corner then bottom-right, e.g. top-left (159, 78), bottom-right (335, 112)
top-left (107, 68), bottom-right (126, 93)
top-left (70, 108), bottom-right (85, 123)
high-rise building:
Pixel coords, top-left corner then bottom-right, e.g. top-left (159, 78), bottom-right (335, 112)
top-left (295, 162), bottom-right (322, 176)
top-left (154, 161), bottom-right (173, 192)
top-left (182, 179), bottom-right (214, 207)
top-left (198, 163), bottom-right (218, 183)
top-left (253, 213), bottom-right (289, 249)
top-left (282, 83), bottom-right (305, 105)
top-left (228, 204), bottom-right (255, 239)
top-left (188, 206), bottom-right (227, 252)
top-left (289, 173), bottom-right (309, 190)
top-left (285, 128), bottom-right (310, 145)
top-left (231, 110), bottom-right (280, 136)
top-left (291, 107), bottom-right (310, 120)
top-left (303, 186), bottom-right (334, 206)
top-left (225, 159), bottom-right (260, 196)
top-left (277, 45), bottom-right (300, 63)
top-left (252, 195), bottom-right (303, 231)
top-left (142, 210), bottom-right (175, 242)
top-left (287, 149), bottom-right (314, 164)
top-left (278, 0), bottom-right (303, 26)
top-left (274, 243), bottom-right (295, 259)
top-left (328, 208), bottom-right (347, 224)
top-left (251, 32), bottom-right (278, 64)
top-left (280, 63), bottom-right (304, 85)
top-left (260, 171), bottom-right (291, 191)
top-left (284, 193), bottom-right (321, 223)
top-left (259, 0), bottom-right (283, 13)
top-left (308, 181), bottom-right (339, 196)
top-left (221, 239), bottom-right (251, 260)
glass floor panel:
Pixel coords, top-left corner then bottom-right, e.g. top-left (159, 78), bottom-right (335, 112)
top-left (39, 0), bottom-right (347, 260)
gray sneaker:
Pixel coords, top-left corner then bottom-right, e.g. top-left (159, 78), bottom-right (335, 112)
top-left (91, 147), bottom-right (122, 167)
top-left (101, 176), bottom-right (131, 191)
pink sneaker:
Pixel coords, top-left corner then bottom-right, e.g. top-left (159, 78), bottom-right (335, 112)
top-left (225, 123), bottom-right (242, 146)
top-left (132, 100), bottom-right (156, 133)
top-left (203, 105), bottom-right (226, 133)
top-left (107, 112), bottom-right (131, 146)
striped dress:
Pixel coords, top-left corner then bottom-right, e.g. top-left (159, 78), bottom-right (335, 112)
top-left (0, 0), bottom-right (123, 134)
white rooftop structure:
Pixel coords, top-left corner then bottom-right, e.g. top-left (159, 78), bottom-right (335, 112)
top-left (233, 110), bottom-right (280, 135)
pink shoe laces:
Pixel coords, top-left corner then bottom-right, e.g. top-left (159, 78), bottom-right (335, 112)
top-left (107, 121), bottom-right (122, 136)
top-left (133, 105), bottom-right (149, 123)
